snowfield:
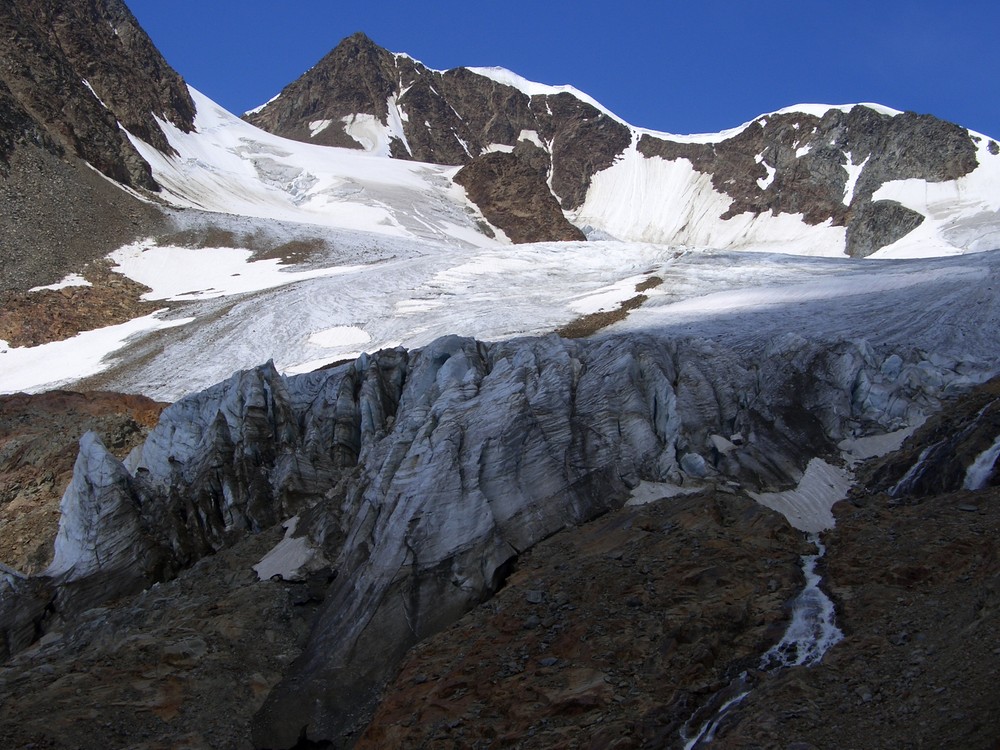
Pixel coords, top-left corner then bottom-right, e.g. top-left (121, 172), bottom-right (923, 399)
top-left (2, 84), bottom-right (999, 402)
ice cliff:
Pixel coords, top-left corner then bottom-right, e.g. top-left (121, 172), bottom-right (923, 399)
top-left (2, 327), bottom-right (994, 744)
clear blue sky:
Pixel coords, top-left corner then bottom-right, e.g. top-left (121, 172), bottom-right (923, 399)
top-left (125, 0), bottom-right (999, 138)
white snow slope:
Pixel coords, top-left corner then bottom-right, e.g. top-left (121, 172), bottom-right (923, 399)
top-left (2, 84), bottom-right (1000, 404)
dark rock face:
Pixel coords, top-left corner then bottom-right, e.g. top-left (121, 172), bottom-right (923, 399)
top-left (638, 107), bottom-right (979, 256)
top-left (0, 0), bottom-right (195, 189)
top-left (845, 200), bottom-right (926, 259)
top-left (454, 147), bottom-right (587, 243)
top-left (245, 31), bottom-right (406, 152)
top-left (0, 0), bottom-right (195, 293)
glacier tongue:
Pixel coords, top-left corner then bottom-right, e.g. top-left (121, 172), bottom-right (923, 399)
top-left (3, 326), bottom-right (989, 741)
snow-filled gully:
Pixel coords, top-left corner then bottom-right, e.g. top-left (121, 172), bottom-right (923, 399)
top-left (680, 534), bottom-right (843, 748)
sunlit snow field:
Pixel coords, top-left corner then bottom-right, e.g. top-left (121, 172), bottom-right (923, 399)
top-left (2, 84), bottom-right (1000, 402)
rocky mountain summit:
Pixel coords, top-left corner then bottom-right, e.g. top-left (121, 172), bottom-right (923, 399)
top-left (245, 33), bottom-right (998, 255)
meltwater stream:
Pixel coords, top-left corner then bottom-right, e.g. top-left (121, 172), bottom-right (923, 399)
top-left (963, 433), bottom-right (1000, 490)
top-left (681, 533), bottom-right (843, 748)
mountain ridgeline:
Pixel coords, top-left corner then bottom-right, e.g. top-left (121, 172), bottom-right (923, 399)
top-left (245, 32), bottom-right (993, 256)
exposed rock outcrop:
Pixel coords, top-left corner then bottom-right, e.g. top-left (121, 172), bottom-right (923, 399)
top-left (244, 32), bottom-right (630, 241)
top-left (245, 33), bottom-right (630, 211)
top-left (454, 147), bottom-right (587, 243)
top-left (637, 108), bottom-right (978, 257)
top-left (0, 0), bottom-right (195, 188)
top-left (0, 390), bottom-right (164, 574)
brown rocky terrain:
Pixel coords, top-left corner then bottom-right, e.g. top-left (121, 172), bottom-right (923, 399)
top-left (0, 524), bottom-right (319, 750)
top-left (0, 390), bottom-right (164, 574)
top-left (454, 147), bottom-right (586, 244)
top-left (356, 492), bottom-right (808, 749)
top-left (352, 491), bottom-right (1000, 750)
top-left (708, 484), bottom-right (1000, 750)
top-left (351, 383), bottom-right (1000, 750)
top-left (0, 260), bottom-right (157, 347)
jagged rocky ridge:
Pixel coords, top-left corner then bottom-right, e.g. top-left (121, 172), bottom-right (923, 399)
top-left (2, 328), bottom-right (995, 746)
top-left (245, 32), bottom-right (997, 255)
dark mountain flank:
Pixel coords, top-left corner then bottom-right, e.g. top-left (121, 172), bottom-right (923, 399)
top-left (638, 108), bottom-right (979, 257)
top-left (0, 0), bottom-right (195, 292)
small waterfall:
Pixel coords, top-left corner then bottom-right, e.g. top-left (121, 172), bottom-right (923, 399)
top-left (963, 433), bottom-right (1000, 491)
top-left (891, 399), bottom-right (1000, 497)
top-left (682, 681), bottom-right (752, 750)
top-left (889, 444), bottom-right (936, 497)
top-left (680, 533), bottom-right (842, 747)
top-left (758, 534), bottom-right (843, 669)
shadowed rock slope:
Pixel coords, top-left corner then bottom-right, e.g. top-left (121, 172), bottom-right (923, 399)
top-left (0, 0), bottom-right (195, 292)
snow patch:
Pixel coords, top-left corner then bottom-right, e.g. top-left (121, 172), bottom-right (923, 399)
top-left (466, 66), bottom-right (624, 123)
top-left (307, 326), bottom-right (371, 349)
top-left (109, 243), bottom-right (363, 301)
top-left (123, 87), bottom-right (497, 249)
top-left (308, 119), bottom-right (333, 137)
top-left (755, 154), bottom-right (776, 190)
top-left (870, 137), bottom-right (1000, 257)
top-left (570, 143), bottom-right (847, 254)
top-left (0, 312), bottom-right (193, 395)
top-left (244, 92), bottom-right (281, 116)
top-left (569, 274), bottom-right (650, 314)
top-left (842, 152), bottom-right (870, 205)
top-left (626, 480), bottom-right (703, 506)
top-left (253, 517), bottom-right (327, 581)
top-left (518, 129), bottom-right (545, 149)
top-left (30, 273), bottom-right (92, 292)
top-left (81, 79), bottom-right (107, 109)
top-left (748, 458), bottom-right (852, 532)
